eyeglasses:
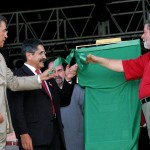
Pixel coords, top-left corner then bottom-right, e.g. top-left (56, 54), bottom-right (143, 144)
top-left (39, 51), bottom-right (46, 55)
top-left (29, 49), bottom-right (46, 55)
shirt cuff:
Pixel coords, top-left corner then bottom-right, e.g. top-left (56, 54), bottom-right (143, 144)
top-left (37, 75), bottom-right (41, 83)
top-left (66, 80), bottom-right (72, 84)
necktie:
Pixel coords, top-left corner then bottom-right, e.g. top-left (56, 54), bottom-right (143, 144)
top-left (35, 69), bottom-right (56, 114)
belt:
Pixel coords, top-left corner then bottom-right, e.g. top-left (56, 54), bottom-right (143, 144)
top-left (6, 141), bottom-right (18, 146)
top-left (141, 97), bottom-right (150, 104)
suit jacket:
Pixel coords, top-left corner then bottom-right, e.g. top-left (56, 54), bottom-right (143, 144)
top-left (0, 54), bottom-right (41, 150)
top-left (60, 84), bottom-right (84, 150)
top-left (8, 65), bottom-right (74, 149)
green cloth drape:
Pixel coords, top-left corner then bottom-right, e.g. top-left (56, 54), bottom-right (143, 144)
top-left (51, 39), bottom-right (142, 149)
top-left (74, 39), bottom-right (141, 150)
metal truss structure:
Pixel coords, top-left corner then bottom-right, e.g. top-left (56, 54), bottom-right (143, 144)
top-left (0, 0), bottom-right (150, 63)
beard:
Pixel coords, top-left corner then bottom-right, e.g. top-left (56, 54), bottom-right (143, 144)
top-left (55, 76), bottom-right (64, 88)
top-left (144, 41), bottom-right (150, 49)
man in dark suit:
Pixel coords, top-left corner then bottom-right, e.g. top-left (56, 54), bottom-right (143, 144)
top-left (8, 38), bottom-right (77, 150)
top-left (0, 15), bottom-right (59, 150)
top-left (48, 57), bottom-right (84, 150)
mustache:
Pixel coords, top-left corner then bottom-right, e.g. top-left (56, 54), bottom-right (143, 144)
top-left (55, 76), bottom-right (63, 80)
top-left (39, 58), bottom-right (47, 62)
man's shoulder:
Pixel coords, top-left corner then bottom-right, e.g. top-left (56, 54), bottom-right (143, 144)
top-left (13, 65), bottom-right (33, 76)
top-left (74, 84), bottom-right (84, 91)
top-left (13, 67), bottom-right (24, 76)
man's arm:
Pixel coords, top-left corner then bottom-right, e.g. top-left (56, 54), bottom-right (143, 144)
top-left (86, 54), bottom-right (124, 72)
top-left (7, 67), bottom-right (54, 91)
top-left (60, 79), bottom-right (75, 107)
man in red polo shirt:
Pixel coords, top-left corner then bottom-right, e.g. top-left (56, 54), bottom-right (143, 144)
top-left (86, 19), bottom-right (150, 141)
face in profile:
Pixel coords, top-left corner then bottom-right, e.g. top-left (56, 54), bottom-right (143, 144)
top-left (141, 24), bottom-right (150, 49)
top-left (27, 45), bottom-right (47, 69)
top-left (0, 21), bottom-right (8, 48)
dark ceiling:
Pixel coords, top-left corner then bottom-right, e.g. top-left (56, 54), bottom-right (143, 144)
top-left (1, 0), bottom-right (147, 69)
top-left (1, 0), bottom-right (108, 12)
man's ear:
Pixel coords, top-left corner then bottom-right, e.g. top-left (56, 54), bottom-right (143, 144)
top-left (26, 52), bottom-right (33, 60)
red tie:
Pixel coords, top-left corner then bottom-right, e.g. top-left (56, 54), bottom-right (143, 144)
top-left (35, 69), bottom-right (55, 114)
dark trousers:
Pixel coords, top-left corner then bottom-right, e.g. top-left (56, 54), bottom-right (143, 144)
top-left (138, 126), bottom-right (150, 150)
top-left (18, 119), bottom-right (63, 150)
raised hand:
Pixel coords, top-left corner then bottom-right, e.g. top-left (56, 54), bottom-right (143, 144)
top-left (65, 64), bottom-right (78, 81)
top-left (39, 68), bottom-right (55, 81)
top-left (86, 54), bottom-right (98, 64)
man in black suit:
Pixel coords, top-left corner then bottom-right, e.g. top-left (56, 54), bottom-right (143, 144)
top-left (8, 38), bottom-right (77, 150)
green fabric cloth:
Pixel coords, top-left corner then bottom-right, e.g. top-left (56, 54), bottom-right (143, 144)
top-left (48, 56), bottom-right (73, 74)
top-left (75, 39), bottom-right (141, 150)
top-left (50, 39), bottom-right (141, 149)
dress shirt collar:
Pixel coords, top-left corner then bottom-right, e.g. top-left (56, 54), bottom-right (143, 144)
top-left (24, 63), bottom-right (40, 75)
